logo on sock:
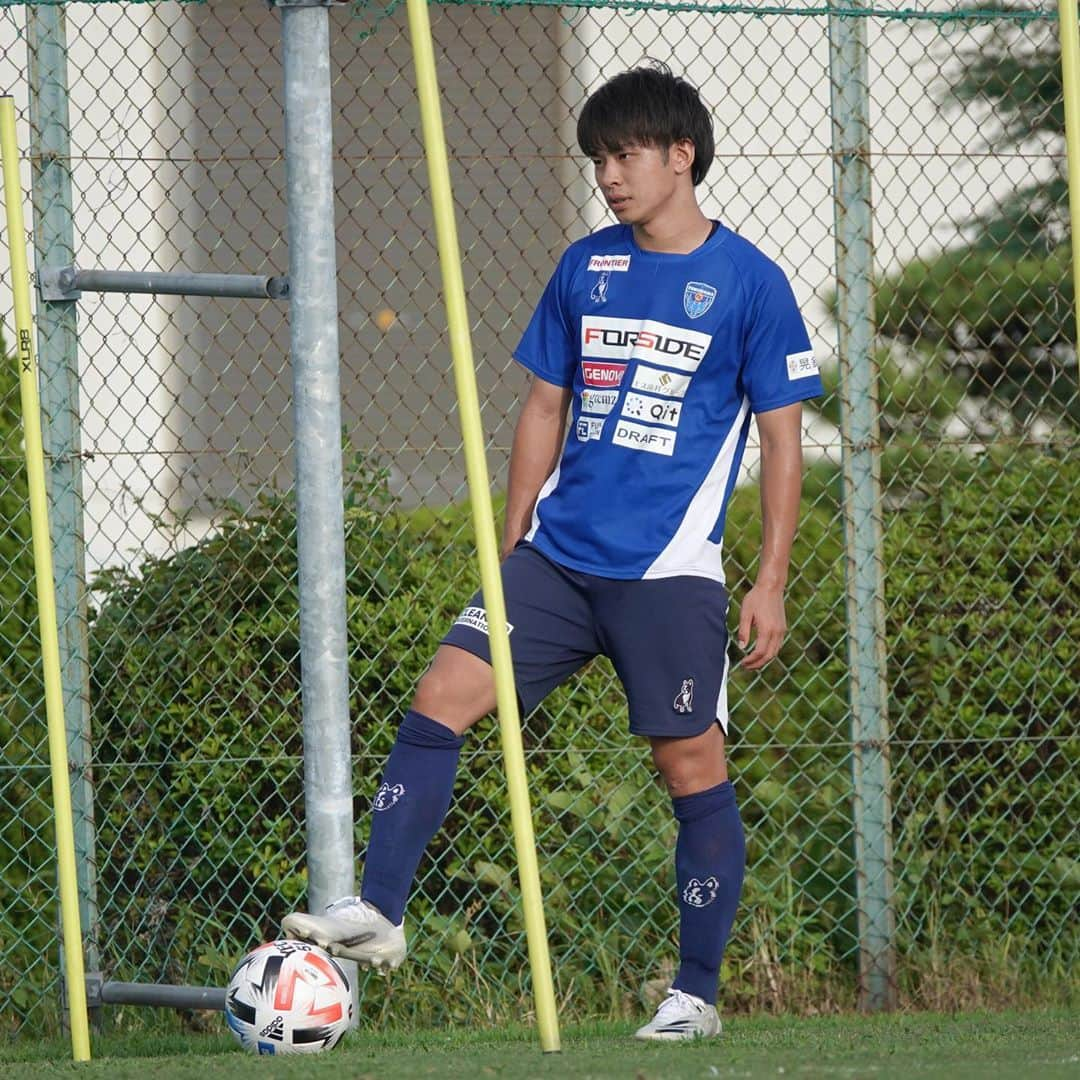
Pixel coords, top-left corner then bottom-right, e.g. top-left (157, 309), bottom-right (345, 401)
top-left (372, 782), bottom-right (405, 811)
top-left (673, 678), bottom-right (694, 714)
top-left (682, 876), bottom-right (719, 908)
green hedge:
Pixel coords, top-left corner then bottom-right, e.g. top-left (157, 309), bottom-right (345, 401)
top-left (85, 452), bottom-right (853, 1021)
top-left (883, 449), bottom-right (1079, 999)
top-left (2, 433), bottom-right (1076, 1028)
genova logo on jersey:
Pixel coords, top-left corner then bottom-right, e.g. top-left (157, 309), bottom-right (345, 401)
top-left (581, 317), bottom-right (712, 374)
top-left (581, 360), bottom-right (627, 387)
top-left (632, 364), bottom-right (691, 399)
top-left (581, 388), bottom-right (619, 415)
top-left (621, 392), bottom-right (682, 428)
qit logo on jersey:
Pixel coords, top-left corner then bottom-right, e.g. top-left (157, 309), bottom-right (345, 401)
top-left (622, 392), bottom-right (682, 428)
top-left (683, 281), bottom-right (717, 320)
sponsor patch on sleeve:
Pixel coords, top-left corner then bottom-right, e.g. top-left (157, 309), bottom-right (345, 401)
top-left (786, 350), bottom-right (819, 380)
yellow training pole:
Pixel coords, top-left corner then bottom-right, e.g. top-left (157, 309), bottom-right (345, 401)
top-left (1059, 0), bottom-right (1080, 377)
top-left (403, 0), bottom-right (561, 1054)
top-left (0, 96), bottom-right (91, 1063)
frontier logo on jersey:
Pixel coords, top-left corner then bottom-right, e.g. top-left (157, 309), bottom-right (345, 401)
top-left (581, 317), bottom-right (712, 373)
top-left (581, 360), bottom-right (628, 388)
top-left (587, 254), bottom-right (631, 272)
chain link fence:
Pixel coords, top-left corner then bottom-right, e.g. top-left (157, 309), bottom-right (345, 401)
top-left (0, 0), bottom-right (1076, 1034)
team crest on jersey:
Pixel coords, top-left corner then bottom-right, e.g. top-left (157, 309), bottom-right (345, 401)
top-left (683, 281), bottom-right (717, 320)
top-left (590, 270), bottom-right (610, 306)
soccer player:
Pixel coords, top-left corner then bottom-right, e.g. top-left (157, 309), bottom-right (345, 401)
top-left (284, 62), bottom-right (823, 1040)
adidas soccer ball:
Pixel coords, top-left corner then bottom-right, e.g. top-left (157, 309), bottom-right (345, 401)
top-left (224, 939), bottom-right (352, 1055)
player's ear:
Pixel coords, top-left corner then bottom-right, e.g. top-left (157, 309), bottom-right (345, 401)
top-left (670, 139), bottom-right (695, 178)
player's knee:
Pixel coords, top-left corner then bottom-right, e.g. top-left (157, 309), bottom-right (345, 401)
top-left (651, 729), bottom-right (727, 797)
top-left (657, 762), bottom-right (706, 798)
top-left (412, 655), bottom-right (493, 733)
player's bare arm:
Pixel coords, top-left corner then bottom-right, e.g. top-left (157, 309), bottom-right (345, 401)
top-left (738, 402), bottom-right (804, 670)
top-left (500, 375), bottom-right (572, 559)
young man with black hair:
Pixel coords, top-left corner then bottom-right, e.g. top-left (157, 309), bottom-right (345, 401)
top-left (284, 62), bottom-right (822, 1040)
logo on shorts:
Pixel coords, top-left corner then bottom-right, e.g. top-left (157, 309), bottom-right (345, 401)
top-left (453, 606), bottom-right (514, 637)
top-left (682, 876), bottom-right (719, 908)
top-left (373, 782), bottom-right (405, 811)
top-left (673, 678), bottom-right (694, 714)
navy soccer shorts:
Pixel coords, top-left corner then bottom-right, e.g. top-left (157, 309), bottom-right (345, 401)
top-left (441, 542), bottom-right (731, 738)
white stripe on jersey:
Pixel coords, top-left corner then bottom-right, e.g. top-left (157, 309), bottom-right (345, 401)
top-left (642, 396), bottom-right (751, 582)
top-left (525, 463), bottom-right (562, 543)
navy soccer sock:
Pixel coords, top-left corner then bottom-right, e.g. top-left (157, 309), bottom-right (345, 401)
top-left (669, 780), bottom-right (746, 1005)
top-left (360, 709), bottom-right (464, 925)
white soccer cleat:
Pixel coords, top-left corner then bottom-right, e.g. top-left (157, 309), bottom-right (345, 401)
top-left (634, 988), bottom-right (722, 1041)
top-left (281, 897), bottom-right (407, 971)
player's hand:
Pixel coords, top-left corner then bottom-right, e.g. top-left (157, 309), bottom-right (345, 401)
top-left (499, 534), bottom-right (523, 562)
top-left (737, 583), bottom-right (787, 670)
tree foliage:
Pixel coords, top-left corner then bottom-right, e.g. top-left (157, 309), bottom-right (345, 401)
top-left (875, 11), bottom-right (1077, 428)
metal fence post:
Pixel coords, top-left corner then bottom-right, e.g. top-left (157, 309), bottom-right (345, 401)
top-left (25, 2), bottom-right (101, 999)
top-left (276, 0), bottom-right (356, 969)
top-left (827, 3), bottom-right (897, 1011)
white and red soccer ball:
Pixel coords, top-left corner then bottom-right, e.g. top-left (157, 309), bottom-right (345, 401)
top-left (224, 939), bottom-right (352, 1055)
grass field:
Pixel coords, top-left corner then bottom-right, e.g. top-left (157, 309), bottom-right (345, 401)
top-left (0, 1010), bottom-right (1075, 1078)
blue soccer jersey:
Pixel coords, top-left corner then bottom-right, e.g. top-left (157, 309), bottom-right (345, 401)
top-left (513, 222), bottom-right (823, 582)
